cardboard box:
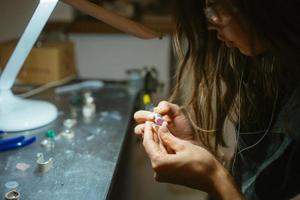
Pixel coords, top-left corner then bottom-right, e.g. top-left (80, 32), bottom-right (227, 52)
top-left (0, 40), bottom-right (77, 85)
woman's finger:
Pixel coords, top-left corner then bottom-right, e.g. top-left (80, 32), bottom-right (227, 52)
top-left (143, 122), bottom-right (162, 159)
top-left (152, 125), bottom-right (168, 154)
top-left (134, 110), bottom-right (155, 123)
top-left (134, 124), bottom-right (145, 136)
top-left (158, 122), bottom-right (184, 152)
top-left (154, 101), bottom-right (180, 117)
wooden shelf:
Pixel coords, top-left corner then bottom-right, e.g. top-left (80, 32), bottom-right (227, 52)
top-left (45, 16), bottom-right (175, 35)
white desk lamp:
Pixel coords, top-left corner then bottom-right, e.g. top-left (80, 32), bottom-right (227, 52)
top-left (0, 0), bottom-right (162, 132)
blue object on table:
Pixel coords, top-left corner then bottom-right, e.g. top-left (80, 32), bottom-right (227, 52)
top-left (0, 136), bottom-right (25, 145)
top-left (0, 136), bottom-right (36, 151)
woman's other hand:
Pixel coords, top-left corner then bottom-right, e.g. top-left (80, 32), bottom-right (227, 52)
top-left (142, 121), bottom-right (245, 200)
top-left (134, 101), bottom-right (195, 143)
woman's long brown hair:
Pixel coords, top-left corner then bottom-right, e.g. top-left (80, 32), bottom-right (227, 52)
top-left (169, 0), bottom-right (300, 154)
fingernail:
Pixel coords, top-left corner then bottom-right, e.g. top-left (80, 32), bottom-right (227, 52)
top-left (148, 113), bottom-right (155, 120)
top-left (152, 124), bottom-right (159, 132)
top-left (160, 122), bottom-right (169, 133)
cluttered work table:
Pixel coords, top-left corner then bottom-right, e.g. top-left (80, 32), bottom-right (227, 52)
top-left (0, 80), bottom-right (139, 200)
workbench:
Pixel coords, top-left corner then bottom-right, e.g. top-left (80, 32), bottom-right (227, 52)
top-left (0, 80), bottom-right (139, 199)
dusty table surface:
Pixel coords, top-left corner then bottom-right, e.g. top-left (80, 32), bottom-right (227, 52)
top-left (0, 81), bottom-right (139, 200)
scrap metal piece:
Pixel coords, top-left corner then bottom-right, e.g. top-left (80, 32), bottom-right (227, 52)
top-left (61, 119), bottom-right (77, 139)
top-left (36, 153), bottom-right (53, 173)
top-left (86, 134), bottom-right (95, 142)
top-left (82, 92), bottom-right (96, 119)
top-left (63, 119), bottom-right (77, 129)
top-left (40, 138), bottom-right (55, 149)
top-left (5, 190), bottom-right (20, 200)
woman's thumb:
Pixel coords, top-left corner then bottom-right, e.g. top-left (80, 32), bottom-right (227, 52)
top-left (159, 122), bottom-right (183, 151)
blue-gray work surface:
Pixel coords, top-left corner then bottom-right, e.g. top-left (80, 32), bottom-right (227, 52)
top-left (0, 81), bottom-right (138, 200)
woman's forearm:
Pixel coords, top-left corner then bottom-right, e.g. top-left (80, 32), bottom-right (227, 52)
top-left (210, 163), bottom-right (246, 200)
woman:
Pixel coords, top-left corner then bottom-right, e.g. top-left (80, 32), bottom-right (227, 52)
top-left (134, 0), bottom-right (300, 199)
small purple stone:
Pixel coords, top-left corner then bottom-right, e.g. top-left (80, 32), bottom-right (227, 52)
top-left (155, 118), bottom-right (164, 126)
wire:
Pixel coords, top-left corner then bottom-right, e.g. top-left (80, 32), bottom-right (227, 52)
top-left (17, 75), bottom-right (76, 98)
top-left (231, 70), bottom-right (244, 173)
top-left (237, 88), bottom-right (278, 155)
top-left (231, 81), bottom-right (279, 173)
top-left (239, 130), bottom-right (267, 135)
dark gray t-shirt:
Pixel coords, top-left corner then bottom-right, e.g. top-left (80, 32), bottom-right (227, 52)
top-left (234, 86), bottom-right (300, 200)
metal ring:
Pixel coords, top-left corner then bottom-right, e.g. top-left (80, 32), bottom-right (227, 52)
top-left (5, 190), bottom-right (20, 200)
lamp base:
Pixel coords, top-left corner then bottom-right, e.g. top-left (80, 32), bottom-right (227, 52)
top-left (0, 90), bottom-right (58, 132)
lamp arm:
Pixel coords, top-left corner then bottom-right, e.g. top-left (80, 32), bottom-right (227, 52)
top-left (0, 0), bottom-right (163, 91)
top-left (61, 0), bottom-right (163, 40)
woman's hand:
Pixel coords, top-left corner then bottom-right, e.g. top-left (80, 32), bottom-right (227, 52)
top-left (134, 101), bottom-right (195, 143)
top-left (142, 121), bottom-right (245, 200)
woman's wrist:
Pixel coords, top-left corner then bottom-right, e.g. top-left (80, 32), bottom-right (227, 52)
top-left (209, 160), bottom-right (245, 200)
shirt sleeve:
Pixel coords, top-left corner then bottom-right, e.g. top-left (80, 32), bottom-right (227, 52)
top-left (279, 87), bottom-right (300, 142)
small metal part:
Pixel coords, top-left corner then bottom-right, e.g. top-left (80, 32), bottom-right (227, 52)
top-left (61, 119), bottom-right (77, 139)
top-left (63, 119), bottom-right (77, 129)
top-left (82, 104), bottom-right (96, 118)
top-left (40, 138), bottom-right (55, 149)
top-left (5, 190), bottom-right (20, 200)
top-left (82, 92), bottom-right (96, 118)
top-left (36, 153), bottom-right (53, 173)
top-left (86, 134), bottom-right (95, 141)
top-left (39, 130), bottom-right (57, 149)
top-left (61, 132), bottom-right (74, 139)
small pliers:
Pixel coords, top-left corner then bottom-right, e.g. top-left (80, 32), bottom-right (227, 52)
top-left (0, 131), bottom-right (36, 151)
